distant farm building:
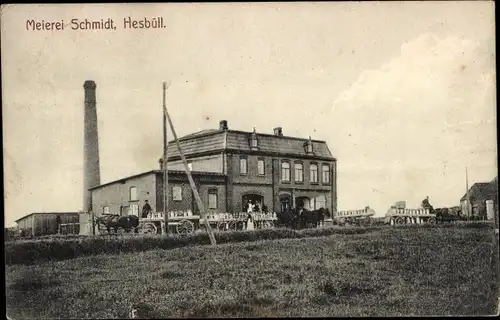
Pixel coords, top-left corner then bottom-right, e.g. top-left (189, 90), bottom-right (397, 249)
top-left (90, 121), bottom-right (338, 219)
top-left (15, 212), bottom-right (80, 237)
top-left (460, 176), bottom-right (498, 218)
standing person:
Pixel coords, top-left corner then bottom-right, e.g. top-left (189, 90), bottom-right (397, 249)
top-left (246, 212), bottom-right (255, 230)
top-left (142, 200), bottom-right (152, 218)
top-left (254, 201), bottom-right (261, 213)
top-left (247, 200), bottom-right (253, 213)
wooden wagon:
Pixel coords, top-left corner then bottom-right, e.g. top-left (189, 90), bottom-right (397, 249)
top-left (138, 211), bottom-right (201, 235)
top-left (386, 208), bottom-right (436, 225)
top-left (138, 211), bottom-right (279, 235)
top-left (206, 212), bottom-right (278, 232)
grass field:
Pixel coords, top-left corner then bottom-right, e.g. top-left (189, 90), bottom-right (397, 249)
top-left (5, 225), bottom-right (499, 318)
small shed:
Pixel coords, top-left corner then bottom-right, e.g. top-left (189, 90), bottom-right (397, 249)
top-left (15, 212), bottom-right (80, 237)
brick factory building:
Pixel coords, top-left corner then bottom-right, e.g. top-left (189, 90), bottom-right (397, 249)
top-left (90, 120), bottom-right (337, 217)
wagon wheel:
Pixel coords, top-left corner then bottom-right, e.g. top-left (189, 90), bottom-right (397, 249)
top-left (139, 222), bottom-right (157, 234)
top-left (216, 221), bottom-right (227, 232)
top-left (97, 222), bottom-right (110, 234)
top-left (228, 220), bottom-right (237, 231)
top-left (427, 217), bottom-right (436, 224)
top-left (176, 220), bottom-right (195, 235)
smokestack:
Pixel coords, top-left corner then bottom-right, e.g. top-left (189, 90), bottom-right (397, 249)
top-left (83, 80), bottom-right (101, 212)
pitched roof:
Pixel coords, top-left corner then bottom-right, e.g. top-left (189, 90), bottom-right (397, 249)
top-left (166, 129), bottom-right (335, 160)
top-left (460, 180), bottom-right (498, 202)
top-left (15, 212), bottom-right (79, 223)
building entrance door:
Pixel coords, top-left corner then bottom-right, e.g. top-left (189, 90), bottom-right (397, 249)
top-left (279, 194), bottom-right (292, 212)
top-left (295, 196), bottom-right (311, 210)
top-left (242, 194), bottom-right (264, 212)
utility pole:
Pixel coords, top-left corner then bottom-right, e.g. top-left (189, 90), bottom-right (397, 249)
top-left (164, 98), bottom-right (217, 246)
top-left (163, 81), bottom-right (170, 235)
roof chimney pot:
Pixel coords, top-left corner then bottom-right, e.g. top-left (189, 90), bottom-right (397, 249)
top-left (219, 120), bottom-right (228, 131)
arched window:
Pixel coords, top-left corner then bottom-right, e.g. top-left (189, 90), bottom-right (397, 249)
top-left (281, 161), bottom-right (290, 182)
top-left (322, 164), bottom-right (330, 184)
top-left (258, 158), bottom-right (265, 175)
top-left (295, 163), bottom-right (304, 182)
top-left (240, 157), bottom-right (248, 175)
top-left (310, 164), bottom-right (318, 183)
top-left (129, 186), bottom-right (138, 201)
top-left (172, 185), bottom-right (183, 201)
top-left (208, 189), bottom-right (218, 209)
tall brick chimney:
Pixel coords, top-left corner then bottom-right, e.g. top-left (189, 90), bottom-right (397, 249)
top-left (83, 80), bottom-right (101, 212)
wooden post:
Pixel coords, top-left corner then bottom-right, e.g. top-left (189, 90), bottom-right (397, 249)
top-left (163, 81), bottom-right (170, 235)
top-left (164, 99), bottom-right (217, 246)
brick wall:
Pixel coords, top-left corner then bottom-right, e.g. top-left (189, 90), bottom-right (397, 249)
top-left (91, 173), bottom-right (157, 216)
top-left (230, 154), bottom-right (273, 185)
top-left (232, 185), bottom-right (274, 212)
top-left (167, 154), bottom-right (223, 173)
top-left (228, 152), bottom-right (335, 213)
top-left (156, 173), bottom-right (226, 214)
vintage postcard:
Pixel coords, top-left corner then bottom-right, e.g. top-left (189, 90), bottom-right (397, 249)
top-left (2, 2), bottom-right (498, 318)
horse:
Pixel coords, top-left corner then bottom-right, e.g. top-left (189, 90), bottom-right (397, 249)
top-left (298, 208), bottom-right (325, 229)
top-left (277, 208), bottom-right (299, 229)
top-left (94, 214), bottom-right (140, 233)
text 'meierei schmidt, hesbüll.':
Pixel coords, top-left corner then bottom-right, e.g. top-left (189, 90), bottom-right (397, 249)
top-left (26, 17), bottom-right (167, 31)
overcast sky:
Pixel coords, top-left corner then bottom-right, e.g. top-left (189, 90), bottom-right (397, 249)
top-left (2, 2), bottom-right (497, 226)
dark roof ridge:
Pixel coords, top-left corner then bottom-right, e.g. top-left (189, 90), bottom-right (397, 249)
top-left (169, 129), bottom-right (328, 144)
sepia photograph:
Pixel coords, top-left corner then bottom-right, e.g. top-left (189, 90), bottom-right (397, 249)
top-left (2, 2), bottom-right (499, 318)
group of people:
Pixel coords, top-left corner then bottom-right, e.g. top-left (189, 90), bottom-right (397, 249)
top-left (245, 200), bottom-right (269, 214)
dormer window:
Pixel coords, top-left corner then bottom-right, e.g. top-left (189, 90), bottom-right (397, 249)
top-left (304, 136), bottom-right (314, 154)
top-left (249, 127), bottom-right (259, 150)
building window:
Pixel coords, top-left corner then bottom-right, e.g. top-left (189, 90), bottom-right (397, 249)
top-left (130, 204), bottom-right (139, 216)
top-left (240, 157), bottom-right (247, 175)
top-left (173, 185), bottom-right (182, 201)
top-left (281, 161), bottom-right (290, 182)
top-left (295, 163), bottom-right (304, 182)
top-left (249, 128), bottom-right (259, 150)
top-left (315, 195), bottom-right (327, 209)
top-left (187, 161), bottom-right (193, 171)
top-left (129, 186), bottom-right (138, 201)
top-left (258, 158), bottom-right (265, 175)
top-left (322, 164), bottom-right (330, 184)
top-left (208, 189), bottom-right (218, 209)
top-left (304, 137), bottom-right (314, 154)
top-left (310, 164), bottom-right (318, 183)
top-left (103, 206), bottom-right (110, 214)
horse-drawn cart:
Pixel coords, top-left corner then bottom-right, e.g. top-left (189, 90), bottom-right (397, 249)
top-left (206, 212), bottom-right (278, 231)
top-left (139, 211), bottom-right (279, 234)
top-left (335, 207), bottom-right (376, 226)
top-left (94, 210), bottom-right (280, 235)
top-left (386, 207), bottom-right (436, 225)
top-left (138, 211), bottom-right (201, 235)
